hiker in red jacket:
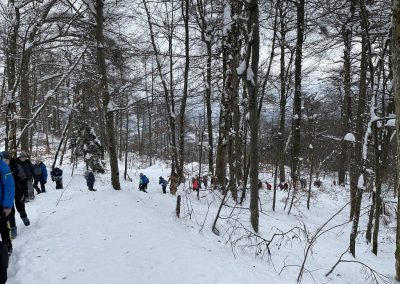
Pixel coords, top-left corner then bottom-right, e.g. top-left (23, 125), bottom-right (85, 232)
top-left (192, 177), bottom-right (200, 200)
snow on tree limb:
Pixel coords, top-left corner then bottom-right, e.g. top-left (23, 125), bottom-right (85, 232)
top-left (16, 46), bottom-right (88, 148)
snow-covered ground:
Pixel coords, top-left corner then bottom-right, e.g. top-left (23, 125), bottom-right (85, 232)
top-left (6, 161), bottom-right (397, 284)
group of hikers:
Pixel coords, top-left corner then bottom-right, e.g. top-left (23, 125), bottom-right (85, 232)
top-left (137, 173), bottom-right (209, 199)
top-left (0, 151), bottom-right (65, 284)
top-left (259, 177), bottom-right (324, 191)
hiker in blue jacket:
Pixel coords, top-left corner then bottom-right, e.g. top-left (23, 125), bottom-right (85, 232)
top-left (159, 176), bottom-right (167, 194)
top-left (33, 158), bottom-right (48, 194)
top-left (0, 151), bottom-right (15, 256)
top-left (139, 173), bottom-right (149, 192)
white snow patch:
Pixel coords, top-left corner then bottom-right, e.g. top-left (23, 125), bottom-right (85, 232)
top-left (344, 133), bottom-right (356, 142)
top-left (386, 118), bottom-right (396, 128)
top-left (357, 174), bottom-right (364, 189)
top-left (236, 60), bottom-right (246, 75)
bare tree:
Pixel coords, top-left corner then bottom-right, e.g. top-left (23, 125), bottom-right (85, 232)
top-left (245, 0), bottom-right (260, 232)
top-left (94, 0), bottom-right (121, 190)
top-left (288, 0), bottom-right (305, 215)
top-left (393, 0), bottom-right (400, 279)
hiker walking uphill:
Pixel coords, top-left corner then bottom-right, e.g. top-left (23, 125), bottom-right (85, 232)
top-left (50, 167), bottom-right (63, 189)
top-left (0, 152), bottom-right (15, 258)
top-left (192, 177), bottom-right (200, 200)
top-left (139, 173), bottom-right (149, 192)
top-left (84, 170), bottom-right (96, 191)
top-left (159, 176), bottom-right (167, 194)
top-left (7, 152), bottom-right (31, 239)
top-left (33, 158), bottom-right (48, 194)
top-left (16, 152), bottom-right (35, 200)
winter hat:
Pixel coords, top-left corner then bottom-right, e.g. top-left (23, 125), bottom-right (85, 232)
top-left (140, 173), bottom-right (143, 177)
top-left (18, 152), bottom-right (28, 158)
top-left (0, 151), bottom-right (11, 160)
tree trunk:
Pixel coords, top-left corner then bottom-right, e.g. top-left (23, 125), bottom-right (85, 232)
top-left (339, 0), bottom-right (355, 187)
top-left (206, 42), bottom-right (214, 175)
top-left (196, 0), bottom-right (214, 176)
top-left (372, 125), bottom-right (382, 255)
top-left (216, 0), bottom-right (241, 192)
top-left (118, 112), bottom-right (123, 161)
top-left (148, 96), bottom-right (153, 167)
top-left (136, 112), bottom-right (141, 154)
top-left (367, 194), bottom-right (376, 242)
top-left (290, 0), bottom-right (305, 187)
top-left (278, 2), bottom-right (287, 183)
top-left (53, 116), bottom-right (71, 169)
top-left (95, 0), bottom-right (120, 190)
top-left (124, 110), bottom-right (129, 180)
top-left (5, 1), bottom-right (20, 155)
top-left (394, 0), bottom-right (400, 278)
top-left (19, 0), bottom-right (57, 152)
top-left (307, 146), bottom-right (313, 210)
top-left (349, 29), bottom-right (368, 257)
top-left (177, 0), bottom-right (190, 181)
top-left (20, 52), bottom-right (32, 151)
top-left (247, 0), bottom-right (260, 233)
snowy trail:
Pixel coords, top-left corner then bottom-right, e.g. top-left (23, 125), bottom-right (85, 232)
top-left (4, 163), bottom-right (396, 284)
top-left (6, 166), bottom-right (279, 284)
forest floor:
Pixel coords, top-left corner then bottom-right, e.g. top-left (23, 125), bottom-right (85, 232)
top-left (6, 161), bottom-right (397, 284)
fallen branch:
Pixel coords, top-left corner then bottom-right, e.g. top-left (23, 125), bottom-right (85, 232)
top-left (326, 246), bottom-right (390, 284)
top-left (297, 201), bottom-right (350, 283)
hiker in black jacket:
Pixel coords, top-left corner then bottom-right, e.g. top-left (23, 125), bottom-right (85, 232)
top-left (16, 152), bottom-right (35, 200)
top-left (84, 170), bottom-right (96, 191)
top-left (8, 154), bottom-right (31, 239)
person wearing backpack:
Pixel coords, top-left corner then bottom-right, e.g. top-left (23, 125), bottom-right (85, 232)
top-left (139, 173), bottom-right (149, 192)
top-left (33, 158), bottom-right (48, 194)
top-left (16, 152), bottom-right (35, 200)
top-left (159, 176), bottom-right (167, 194)
top-left (84, 170), bottom-right (96, 191)
top-left (50, 167), bottom-right (63, 189)
top-left (6, 152), bottom-right (31, 239)
top-left (0, 151), bottom-right (15, 256)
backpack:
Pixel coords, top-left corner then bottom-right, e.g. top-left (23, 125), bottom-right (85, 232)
top-left (34, 165), bottom-right (42, 176)
top-left (17, 164), bottom-right (27, 181)
top-left (142, 175), bottom-right (149, 185)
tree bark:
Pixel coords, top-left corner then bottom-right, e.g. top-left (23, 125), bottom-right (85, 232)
top-left (290, 0), bottom-right (305, 187)
top-left (278, 1), bottom-right (287, 183)
top-left (206, 42), bottom-right (214, 175)
top-left (247, 0), bottom-right (260, 233)
top-left (196, 0), bottom-right (214, 176)
top-left (19, 0), bottom-right (57, 151)
top-left (393, 0), bottom-right (400, 278)
top-left (124, 110), bottom-right (129, 180)
top-left (95, 0), bottom-right (120, 190)
top-left (216, 0), bottom-right (241, 192)
top-left (177, 0), bottom-right (190, 181)
top-left (5, 1), bottom-right (20, 155)
top-left (349, 28), bottom-right (368, 257)
top-left (339, 0), bottom-right (355, 187)
top-left (372, 122), bottom-right (382, 255)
